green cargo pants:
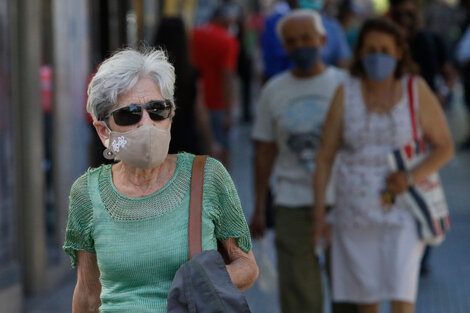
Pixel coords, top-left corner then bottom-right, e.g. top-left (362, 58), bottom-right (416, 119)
top-left (274, 206), bottom-right (358, 313)
top-left (275, 206), bottom-right (322, 313)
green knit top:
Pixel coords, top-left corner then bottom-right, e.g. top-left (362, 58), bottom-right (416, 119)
top-left (63, 153), bottom-right (252, 313)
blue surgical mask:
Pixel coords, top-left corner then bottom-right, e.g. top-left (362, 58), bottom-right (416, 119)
top-left (362, 53), bottom-right (397, 81)
top-left (288, 47), bottom-right (321, 72)
top-left (299, 0), bottom-right (324, 11)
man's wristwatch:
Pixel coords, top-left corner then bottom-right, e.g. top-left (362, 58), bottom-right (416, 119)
top-left (405, 171), bottom-right (414, 187)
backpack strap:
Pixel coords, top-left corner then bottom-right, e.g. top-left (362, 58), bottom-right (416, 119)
top-left (188, 155), bottom-right (208, 259)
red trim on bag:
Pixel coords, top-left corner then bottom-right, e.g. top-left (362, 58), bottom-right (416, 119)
top-left (421, 139), bottom-right (427, 152)
top-left (407, 76), bottom-right (418, 141)
top-left (404, 144), bottom-right (413, 159)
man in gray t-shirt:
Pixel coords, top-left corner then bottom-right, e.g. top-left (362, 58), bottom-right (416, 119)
top-left (250, 9), bottom-right (350, 313)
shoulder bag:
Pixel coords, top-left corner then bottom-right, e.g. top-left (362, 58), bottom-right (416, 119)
top-left (387, 76), bottom-right (450, 245)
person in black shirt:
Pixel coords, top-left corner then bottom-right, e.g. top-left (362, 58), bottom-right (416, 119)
top-left (153, 17), bottom-right (219, 156)
top-left (390, 0), bottom-right (455, 104)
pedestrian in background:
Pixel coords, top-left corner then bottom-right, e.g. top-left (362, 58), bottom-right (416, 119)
top-left (250, 9), bottom-right (349, 313)
top-left (257, 0), bottom-right (354, 265)
top-left (153, 17), bottom-right (217, 156)
top-left (389, 0), bottom-right (456, 275)
top-left (191, 4), bottom-right (240, 168)
top-left (390, 0), bottom-right (455, 106)
top-left (232, 2), bottom-right (255, 123)
top-left (314, 18), bottom-right (454, 313)
top-left (260, 0), bottom-right (291, 81)
top-left (260, 0), bottom-right (352, 82)
top-left (337, 0), bottom-right (366, 50)
top-left (456, 23), bottom-right (470, 150)
top-left (63, 48), bottom-right (258, 312)
top-left (423, 0), bottom-right (461, 53)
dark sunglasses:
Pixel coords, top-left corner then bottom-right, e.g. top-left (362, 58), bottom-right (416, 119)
top-left (105, 99), bottom-right (173, 126)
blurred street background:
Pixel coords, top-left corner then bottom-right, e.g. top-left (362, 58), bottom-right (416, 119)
top-left (1, 0), bottom-right (469, 312)
top-left (21, 100), bottom-right (470, 313)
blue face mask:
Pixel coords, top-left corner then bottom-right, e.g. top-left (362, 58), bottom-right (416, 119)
top-left (288, 47), bottom-right (321, 72)
top-left (362, 53), bottom-right (397, 81)
top-left (299, 0), bottom-right (324, 11)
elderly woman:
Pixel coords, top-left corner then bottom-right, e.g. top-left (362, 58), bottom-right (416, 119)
top-left (63, 48), bottom-right (258, 312)
top-left (313, 19), bottom-right (454, 313)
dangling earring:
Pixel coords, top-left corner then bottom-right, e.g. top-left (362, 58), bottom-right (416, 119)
top-left (102, 128), bottom-right (114, 160)
top-left (103, 148), bottom-right (114, 160)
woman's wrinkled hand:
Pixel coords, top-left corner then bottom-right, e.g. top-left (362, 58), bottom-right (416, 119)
top-left (386, 171), bottom-right (409, 196)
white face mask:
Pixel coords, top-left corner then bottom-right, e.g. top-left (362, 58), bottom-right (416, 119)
top-left (103, 124), bottom-right (171, 169)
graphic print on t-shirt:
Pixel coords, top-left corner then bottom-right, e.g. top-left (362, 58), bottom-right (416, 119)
top-left (280, 95), bottom-right (328, 171)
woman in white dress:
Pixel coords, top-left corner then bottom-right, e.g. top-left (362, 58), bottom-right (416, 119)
top-left (313, 19), bottom-right (454, 313)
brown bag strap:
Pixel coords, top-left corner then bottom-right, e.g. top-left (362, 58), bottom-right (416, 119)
top-left (188, 155), bottom-right (208, 259)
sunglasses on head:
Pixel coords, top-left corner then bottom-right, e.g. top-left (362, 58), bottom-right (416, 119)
top-left (104, 99), bottom-right (173, 126)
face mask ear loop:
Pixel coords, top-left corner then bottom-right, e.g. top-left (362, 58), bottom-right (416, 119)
top-left (102, 120), bottom-right (112, 133)
top-left (102, 121), bottom-right (115, 160)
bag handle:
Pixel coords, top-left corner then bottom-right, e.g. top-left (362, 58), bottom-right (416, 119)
top-left (188, 155), bottom-right (208, 259)
top-left (407, 75), bottom-right (418, 141)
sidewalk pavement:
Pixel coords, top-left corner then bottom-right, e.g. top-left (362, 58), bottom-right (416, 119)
top-left (25, 100), bottom-right (470, 313)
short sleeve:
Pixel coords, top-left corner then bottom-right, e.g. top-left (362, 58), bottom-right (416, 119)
top-left (202, 157), bottom-right (252, 253)
top-left (251, 85), bottom-right (275, 142)
top-left (63, 172), bottom-right (95, 267)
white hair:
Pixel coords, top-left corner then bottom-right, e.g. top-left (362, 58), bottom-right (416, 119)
top-left (275, 9), bottom-right (326, 42)
top-left (87, 48), bottom-right (176, 121)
